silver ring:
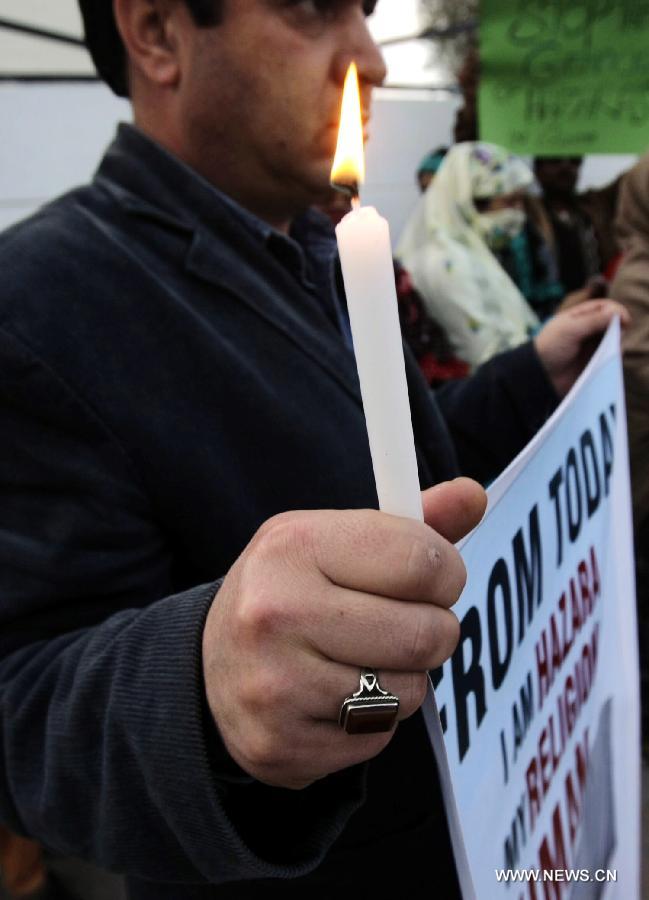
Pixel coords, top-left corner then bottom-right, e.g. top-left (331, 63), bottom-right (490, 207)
top-left (339, 667), bottom-right (400, 734)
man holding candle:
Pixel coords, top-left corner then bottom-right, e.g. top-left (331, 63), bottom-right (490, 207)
top-left (0, 1), bottom-right (629, 898)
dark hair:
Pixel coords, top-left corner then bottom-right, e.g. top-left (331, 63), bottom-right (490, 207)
top-left (78, 0), bottom-right (223, 98)
top-left (533, 156), bottom-right (583, 172)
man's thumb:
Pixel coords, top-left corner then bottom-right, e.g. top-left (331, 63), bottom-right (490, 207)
top-left (421, 478), bottom-right (487, 545)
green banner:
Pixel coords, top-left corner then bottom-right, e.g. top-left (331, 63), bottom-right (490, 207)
top-left (479, 0), bottom-right (649, 154)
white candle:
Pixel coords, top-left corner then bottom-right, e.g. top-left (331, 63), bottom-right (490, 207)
top-left (336, 206), bottom-right (423, 522)
top-left (331, 62), bottom-right (422, 522)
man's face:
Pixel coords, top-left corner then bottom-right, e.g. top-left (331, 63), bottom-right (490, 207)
top-left (170, 0), bottom-right (386, 218)
top-left (417, 171), bottom-right (434, 194)
top-left (535, 157), bottom-right (583, 197)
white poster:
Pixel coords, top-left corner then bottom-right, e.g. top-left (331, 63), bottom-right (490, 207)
top-left (426, 319), bottom-right (641, 899)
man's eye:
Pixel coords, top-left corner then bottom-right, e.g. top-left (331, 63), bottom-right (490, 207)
top-left (283, 0), bottom-right (334, 12)
top-left (283, 0), bottom-right (377, 17)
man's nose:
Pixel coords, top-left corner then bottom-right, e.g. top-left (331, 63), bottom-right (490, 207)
top-left (333, 16), bottom-right (387, 91)
top-left (358, 36), bottom-right (387, 89)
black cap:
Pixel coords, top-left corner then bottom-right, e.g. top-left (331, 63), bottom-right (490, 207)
top-left (78, 0), bottom-right (129, 97)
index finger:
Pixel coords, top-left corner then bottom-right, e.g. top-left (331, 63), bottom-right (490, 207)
top-left (568, 299), bottom-right (631, 328)
top-left (310, 509), bottom-right (467, 609)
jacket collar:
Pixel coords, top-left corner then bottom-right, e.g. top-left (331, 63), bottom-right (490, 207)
top-left (92, 125), bottom-right (438, 488)
top-left (93, 124), bottom-right (364, 403)
top-left (95, 123), bottom-right (245, 233)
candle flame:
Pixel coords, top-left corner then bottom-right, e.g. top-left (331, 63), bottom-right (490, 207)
top-left (330, 62), bottom-right (365, 195)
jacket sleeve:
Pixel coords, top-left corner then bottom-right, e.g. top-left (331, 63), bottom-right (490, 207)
top-left (435, 340), bottom-right (559, 484)
top-left (610, 240), bottom-right (649, 525)
top-left (0, 326), bottom-right (365, 884)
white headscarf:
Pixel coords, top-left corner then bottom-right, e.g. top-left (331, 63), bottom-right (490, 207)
top-left (397, 142), bottom-right (540, 368)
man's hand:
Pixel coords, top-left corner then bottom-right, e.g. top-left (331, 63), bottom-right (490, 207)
top-left (534, 300), bottom-right (630, 397)
top-left (559, 275), bottom-right (609, 312)
top-left (202, 478), bottom-right (486, 789)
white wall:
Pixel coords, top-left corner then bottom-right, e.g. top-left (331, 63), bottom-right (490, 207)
top-left (0, 83), bottom-right (130, 230)
top-left (0, 82), bottom-right (638, 243)
top-left (579, 156), bottom-right (637, 192)
top-left (363, 89), bottom-right (460, 243)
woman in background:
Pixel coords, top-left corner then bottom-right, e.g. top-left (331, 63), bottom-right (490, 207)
top-left (397, 142), bottom-right (540, 368)
top-left (415, 146), bottom-right (448, 194)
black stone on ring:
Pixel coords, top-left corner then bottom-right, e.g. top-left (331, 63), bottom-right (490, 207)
top-left (339, 667), bottom-right (400, 734)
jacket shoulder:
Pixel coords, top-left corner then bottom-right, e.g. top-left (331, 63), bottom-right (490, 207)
top-left (0, 181), bottom-right (160, 345)
top-left (0, 183), bottom-right (117, 272)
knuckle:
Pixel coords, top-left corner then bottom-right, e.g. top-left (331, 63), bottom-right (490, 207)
top-left (430, 612), bottom-right (461, 667)
top-left (282, 777), bottom-right (318, 791)
top-left (255, 510), bottom-right (292, 541)
top-left (257, 512), bottom-right (316, 563)
top-left (431, 545), bottom-right (467, 608)
top-left (234, 586), bottom-right (285, 640)
top-left (445, 612), bottom-right (461, 656)
top-left (405, 536), bottom-right (441, 597)
top-left (448, 553), bottom-right (468, 604)
top-left (405, 608), bottom-right (437, 669)
top-left (239, 666), bottom-right (288, 713)
top-left (243, 727), bottom-right (283, 772)
top-left (402, 672), bottom-right (428, 714)
top-left (253, 514), bottom-right (288, 557)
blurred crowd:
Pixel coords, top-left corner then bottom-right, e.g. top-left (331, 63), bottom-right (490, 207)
top-left (323, 81), bottom-right (649, 755)
top-left (366, 45), bottom-right (649, 764)
top-left (393, 140), bottom-right (648, 756)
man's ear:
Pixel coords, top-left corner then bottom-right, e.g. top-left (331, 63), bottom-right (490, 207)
top-left (113, 0), bottom-right (181, 90)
